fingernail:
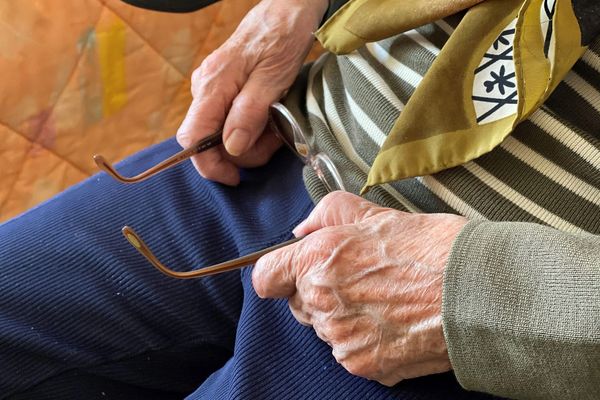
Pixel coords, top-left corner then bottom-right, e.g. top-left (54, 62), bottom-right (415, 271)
top-left (177, 131), bottom-right (191, 148)
top-left (177, 116), bottom-right (193, 147)
top-left (292, 220), bottom-right (308, 237)
top-left (225, 129), bottom-right (251, 156)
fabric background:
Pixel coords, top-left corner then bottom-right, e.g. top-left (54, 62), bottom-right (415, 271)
top-left (0, 0), bottom-right (264, 222)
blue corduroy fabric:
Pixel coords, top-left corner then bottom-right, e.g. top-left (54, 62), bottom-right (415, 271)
top-left (0, 138), bottom-right (497, 399)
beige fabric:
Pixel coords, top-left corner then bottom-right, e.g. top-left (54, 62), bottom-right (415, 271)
top-left (0, 0), bottom-right (262, 222)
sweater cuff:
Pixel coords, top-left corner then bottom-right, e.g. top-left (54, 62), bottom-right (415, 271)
top-left (441, 220), bottom-right (600, 399)
top-left (442, 220), bottom-right (491, 393)
top-left (442, 220), bottom-right (533, 397)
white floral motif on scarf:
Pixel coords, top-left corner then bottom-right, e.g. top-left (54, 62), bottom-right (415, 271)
top-left (472, 18), bottom-right (518, 124)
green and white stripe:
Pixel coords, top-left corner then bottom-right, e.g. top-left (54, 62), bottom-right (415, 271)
top-left (298, 19), bottom-right (600, 234)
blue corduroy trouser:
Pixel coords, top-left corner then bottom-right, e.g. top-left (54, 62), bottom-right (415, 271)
top-left (0, 139), bottom-right (496, 399)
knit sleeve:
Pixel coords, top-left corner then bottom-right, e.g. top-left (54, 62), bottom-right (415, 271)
top-left (442, 220), bottom-right (600, 400)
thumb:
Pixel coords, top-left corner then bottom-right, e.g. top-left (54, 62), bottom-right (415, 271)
top-left (293, 191), bottom-right (389, 237)
top-left (175, 94), bottom-right (241, 185)
top-left (252, 240), bottom-right (300, 299)
top-left (222, 72), bottom-right (287, 156)
top-left (177, 55), bottom-right (241, 149)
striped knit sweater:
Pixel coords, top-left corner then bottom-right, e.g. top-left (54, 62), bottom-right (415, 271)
top-left (284, 15), bottom-right (600, 400)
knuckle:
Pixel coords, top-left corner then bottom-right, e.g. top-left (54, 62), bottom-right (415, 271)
top-left (304, 285), bottom-right (337, 312)
top-left (251, 270), bottom-right (267, 298)
top-left (332, 345), bottom-right (380, 380)
top-left (192, 50), bottom-right (240, 99)
top-left (338, 359), bottom-right (374, 379)
top-left (198, 51), bottom-right (223, 76)
top-left (196, 162), bottom-right (221, 181)
top-left (184, 97), bottom-right (203, 118)
top-left (191, 66), bottom-right (203, 86)
top-left (316, 320), bottom-right (341, 342)
top-left (288, 301), bottom-right (311, 326)
top-left (231, 94), bottom-right (268, 121)
top-left (288, 293), bottom-right (304, 312)
top-left (314, 228), bottom-right (344, 247)
top-left (318, 191), bottom-right (364, 219)
top-left (320, 191), bottom-right (347, 209)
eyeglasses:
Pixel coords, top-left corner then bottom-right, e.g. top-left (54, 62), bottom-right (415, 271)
top-left (268, 103), bottom-right (345, 193)
top-left (95, 102), bottom-right (345, 279)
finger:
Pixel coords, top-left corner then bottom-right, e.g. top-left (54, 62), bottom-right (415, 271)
top-left (288, 294), bottom-right (313, 327)
top-left (190, 148), bottom-right (241, 186)
top-left (176, 52), bottom-right (247, 184)
top-left (252, 240), bottom-right (301, 299)
top-left (292, 191), bottom-right (392, 237)
top-left (177, 97), bottom-right (240, 185)
top-left (177, 53), bottom-right (244, 148)
top-left (222, 71), bottom-right (288, 157)
top-left (222, 129), bottom-right (282, 168)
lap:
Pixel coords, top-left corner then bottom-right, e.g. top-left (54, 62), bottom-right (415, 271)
top-left (0, 138), bottom-right (498, 399)
top-left (0, 139), bottom-right (312, 398)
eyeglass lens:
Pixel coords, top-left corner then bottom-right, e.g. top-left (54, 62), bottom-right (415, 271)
top-left (270, 104), bottom-right (346, 192)
top-left (269, 104), bottom-right (310, 161)
top-left (313, 153), bottom-right (345, 192)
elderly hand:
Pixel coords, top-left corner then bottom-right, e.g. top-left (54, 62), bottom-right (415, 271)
top-left (177, 0), bottom-right (328, 185)
top-left (253, 192), bottom-right (468, 386)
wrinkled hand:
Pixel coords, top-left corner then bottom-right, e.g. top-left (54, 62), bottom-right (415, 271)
top-left (253, 192), bottom-right (467, 386)
top-left (177, 0), bottom-right (328, 185)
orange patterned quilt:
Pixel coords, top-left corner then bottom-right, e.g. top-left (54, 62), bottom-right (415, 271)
top-left (0, 0), bottom-right (260, 222)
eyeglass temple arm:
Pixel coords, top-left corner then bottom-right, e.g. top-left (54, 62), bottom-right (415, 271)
top-left (93, 131), bottom-right (223, 184)
top-left (122, 226), bottom-right (303, 279)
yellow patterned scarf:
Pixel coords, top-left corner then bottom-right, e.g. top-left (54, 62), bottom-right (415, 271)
top-left (315, 0), bottom-right (595, 193)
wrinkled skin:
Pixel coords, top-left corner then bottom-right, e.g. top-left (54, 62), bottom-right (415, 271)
top-left (176, 0), bottom-right (328, 185)
top-left (178, 0), bottom-right (469, 386)
top-left (253, 192), bottom-right (468, 386)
